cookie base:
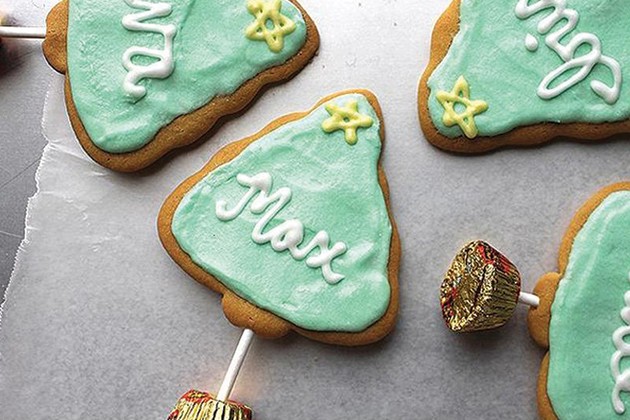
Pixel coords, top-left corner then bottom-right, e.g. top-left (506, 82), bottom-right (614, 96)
top-left (528, 182), bottom-right (630, 419)
top-left (42, 0), bottom-right (320, 172)
top-left (157, 89), bottom-right (401, 346)
top-left (418, 0), bottom-right (630, 154)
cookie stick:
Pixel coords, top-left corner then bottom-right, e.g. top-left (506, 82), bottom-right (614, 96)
top-left (518, 290), bottom-right (540, 308)
top-left (0, 26), bottom-right (46, 39)
top-left (168, 329), bottom-right (255, 420)
top-left (440, 240), bottom-right (539, 333)
top-left (215, 328), bottom-right (255, 403)
top-left (0, 10), bottom-right (46, 39)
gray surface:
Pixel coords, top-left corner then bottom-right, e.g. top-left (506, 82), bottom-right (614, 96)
top-left (1, 1), bottom-right (629, 419)
top-left (0, 0), bottom-right (54, 299)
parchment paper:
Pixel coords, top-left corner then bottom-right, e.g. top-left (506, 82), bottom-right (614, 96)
top-left (2, 1), bottom-right (630, 418)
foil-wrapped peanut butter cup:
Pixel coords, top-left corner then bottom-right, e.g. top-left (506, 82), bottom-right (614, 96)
top-left (168, 390), bottom-right (252, 420)
top-left (440, 241), bottom-right (522, 332)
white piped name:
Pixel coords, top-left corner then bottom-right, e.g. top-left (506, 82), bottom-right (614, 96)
top-left (122, 0), bottom-right (177, 100)
top-left (215, 173), bottom-right (347, 284)
top-left (515, 0), bottom-right (622, 105)
top-left (611, 272), bottom-right (630, 414)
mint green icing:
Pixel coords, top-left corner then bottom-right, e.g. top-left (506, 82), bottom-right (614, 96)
top-left (170, 94), bottom-right (392, 332)
top-left (427, 0), bottom-right (630, 138)
top-left (548, 190), bottom-right (630, 419)
top-left (67, 0), bottom-right (307, 153)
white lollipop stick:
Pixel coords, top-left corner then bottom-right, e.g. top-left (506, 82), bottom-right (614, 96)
top-left (216, 328), bottom-right (255, 402)
top-left (0, 26), bottom-right (46, 39)
top-left (518, 291), bottom-right (540, 308)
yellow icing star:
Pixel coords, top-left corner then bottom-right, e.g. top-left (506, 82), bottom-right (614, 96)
top-left (245, 0), bottom-right (296, 53)
top-left (436, 76), bottom-right (488, 139)
top-left (321, 100), bottom-right (374, 145)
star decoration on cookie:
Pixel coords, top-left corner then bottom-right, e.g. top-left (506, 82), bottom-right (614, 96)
top-left (322, 100), bottom-right (374, 145)
top-left (436, 76), bottom-right (488, 139)
top-left (245, 0), bottom-right (297, 53)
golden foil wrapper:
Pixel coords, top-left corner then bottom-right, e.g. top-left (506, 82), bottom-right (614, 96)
top-left (168, 390), bottom-right (252, 420)
top-left (440, 241), bottom-right (521, 332)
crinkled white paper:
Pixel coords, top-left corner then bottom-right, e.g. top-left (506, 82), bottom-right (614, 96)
top-left (2, 1), bottom-right (630, 418)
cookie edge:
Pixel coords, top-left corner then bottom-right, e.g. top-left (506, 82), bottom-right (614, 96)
top-left (157, 89), bottom-right (401, 346)
top-left (417, 0), bottom-right (630, 154)
top-left (527, 182), bottom-right (630, 419)
top-left (42, 0), bottom-right (321, 172)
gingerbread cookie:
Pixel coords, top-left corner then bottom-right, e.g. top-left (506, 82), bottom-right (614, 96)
top-left (42, 0), bottom-right (319, 171)
top-left (158, 90), bottom-right (400, 346)
top-left (528, 183), bottom-right (630, 419)
top-left (419, 0), bottom-right (630, 153)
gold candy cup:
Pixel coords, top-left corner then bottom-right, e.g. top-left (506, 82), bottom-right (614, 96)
top-left (440, 241), bottom-right (521, 332)
top-left (168, 390), bottom-right (252, 420)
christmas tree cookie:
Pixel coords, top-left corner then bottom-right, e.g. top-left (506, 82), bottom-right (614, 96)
top-left (158, 90), bottom-right (400, 345)
top-left (42, 0), bottom-right (319, 171)
top-left (419, 0), bottom-right (630, 153)
top-left (528, 183), bottom-right (630, 419)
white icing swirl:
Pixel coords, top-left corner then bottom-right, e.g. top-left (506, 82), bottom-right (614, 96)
top-left (611, 272), bottom-right (630, 414)
top-left (515, 0), bottom-right (622, 105)
top-left (215, 173), bottom-right (348, 285)
top-left (122, 0), bottom-right (177, 100)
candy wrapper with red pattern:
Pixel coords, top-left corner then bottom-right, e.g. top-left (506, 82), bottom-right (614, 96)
top-left (440, 241), bottom-right (522, 332)
top-left (168, 390), bottom-right (252, 420)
